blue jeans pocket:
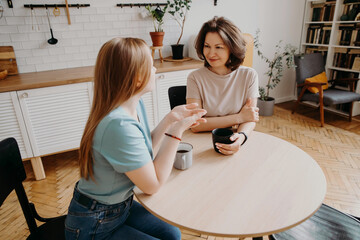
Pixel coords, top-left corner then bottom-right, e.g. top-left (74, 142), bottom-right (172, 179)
top-left (64, 223), bottom-right (80, 240)
top-left (95, 205), bottom-right (130, 234)
top-left (65, 195), bottom-right (131, 239)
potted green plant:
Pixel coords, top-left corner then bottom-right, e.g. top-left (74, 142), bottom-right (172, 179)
top-left (254, 29), bottom-right (297, 116)
top-left (167, 0), bottom-right (192, 59)
top-left (145, 5), bottom-right (168, 46)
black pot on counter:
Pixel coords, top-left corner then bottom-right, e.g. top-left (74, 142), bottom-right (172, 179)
top-left (171, 44), bottom-right (184, 60)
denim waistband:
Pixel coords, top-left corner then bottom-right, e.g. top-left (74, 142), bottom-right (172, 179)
top-left (73, 185), bottom-right (133, 211)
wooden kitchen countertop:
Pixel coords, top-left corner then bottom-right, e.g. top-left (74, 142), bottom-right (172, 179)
top-left (0, 59), bottom-right (203, 93)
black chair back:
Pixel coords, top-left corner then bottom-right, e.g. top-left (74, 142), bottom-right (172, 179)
top-left (0, 137), bottom-right (66, 239)
top-left (0, 137), bottom-right (26, 205)
top-left (0, 138), bottom-right (38, 233)
top-left (168, 85), bottom-right (187, 109)
top-left (294, 53), bottom-right (325, 85)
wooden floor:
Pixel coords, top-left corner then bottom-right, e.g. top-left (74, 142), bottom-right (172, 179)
top-left (1, 101), bottom-right (360, 240)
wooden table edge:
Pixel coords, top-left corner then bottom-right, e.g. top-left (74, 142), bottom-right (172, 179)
top-left (134, 188), bottom-right (325, 238)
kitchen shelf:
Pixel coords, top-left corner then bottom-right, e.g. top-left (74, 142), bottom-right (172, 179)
top-left (24, 4), bottom-right (90, 8)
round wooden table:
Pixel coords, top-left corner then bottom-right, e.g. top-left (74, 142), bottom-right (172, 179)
top-left (134, 131), bottom-right (327, 238)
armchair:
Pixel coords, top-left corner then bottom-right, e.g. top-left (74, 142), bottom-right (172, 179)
top-left (293, 53), bottom-right (360, 127)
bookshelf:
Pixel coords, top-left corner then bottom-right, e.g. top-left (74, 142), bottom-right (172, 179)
top-left (301, 0), bottom-right (360, 116)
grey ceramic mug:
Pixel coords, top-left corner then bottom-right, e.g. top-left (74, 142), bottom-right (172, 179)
top-left (174, 142), bottom-right (193, 170)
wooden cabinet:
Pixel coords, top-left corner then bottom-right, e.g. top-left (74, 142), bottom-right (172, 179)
top-left (0, 91), bottom-right (33, 159)
top-left (302, 0), bottom-right (360, 116)
top-left (14, 82), bottom-right (93, 180)
top-left (17, 82), bottom-right (93, 156)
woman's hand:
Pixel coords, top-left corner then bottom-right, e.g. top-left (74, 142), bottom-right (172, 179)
top-left (167, 103), bottom-right (206, 123)
top-left (238, 98), bottom-right (259, 123)
top-left (167, 109), bottom-right (207, 137)
top-left (215, 133), bottom-right (244, 155)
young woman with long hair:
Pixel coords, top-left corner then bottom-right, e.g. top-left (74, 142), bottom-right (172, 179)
top-left (65, 37), bottom-right (206, 240)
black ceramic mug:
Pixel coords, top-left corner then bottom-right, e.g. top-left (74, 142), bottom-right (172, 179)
top-left (212, 128), bottom-right (235, 153)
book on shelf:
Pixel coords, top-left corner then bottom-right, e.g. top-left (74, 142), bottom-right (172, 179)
top-left (348, 48), bottom-right (360, 54)
top-left (329, 69), bottom-right (358, 80)
top-left (305, 46), bottom-right (328, 64)
top-left (338, 23), bottom-right (358, 45)
top-left (305, 24), bottom-right (332, 44)
top-left (323, 4), bottom-right (335, 21)
top-left (352, 56), bottom-right (360, 70)
top-left (310, 2), bottom-right (335, 21)
top-left (306, 24), bottom-right (321, 43)
top-left (334, 47), bottom-right (348, 53)
top-left (333, 53), bottom-right (343, 67)
top-left (321, 26), bottom-right (332, 44)
top-left (312, 6), bottom-right (324, 21)
top-left (350, 29), bottom-right (358, 45)
top-left (333, 47), bottom-right (360, 70)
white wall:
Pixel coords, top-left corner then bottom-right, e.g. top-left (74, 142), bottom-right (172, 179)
top-left (0, 0), bottom-right (305, 101)
top-left (0, 0), bottom-right (179, 73)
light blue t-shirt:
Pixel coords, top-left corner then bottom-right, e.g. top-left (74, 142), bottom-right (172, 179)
top-left (77, 99), bottom-right (153, 204)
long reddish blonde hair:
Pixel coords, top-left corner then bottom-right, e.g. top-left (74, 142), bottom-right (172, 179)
top-left (79, 38), bottom-right (152, 180)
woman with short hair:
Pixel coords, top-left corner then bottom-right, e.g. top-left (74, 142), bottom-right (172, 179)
top-left (187, 16), bottom-right (260, 155)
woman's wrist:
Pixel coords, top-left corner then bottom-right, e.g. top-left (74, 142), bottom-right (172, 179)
top-left (237, 132), bottom-right (248, 145)
top-left (235, 113), bottom-right (243, 124)
top-left (167, 123), bottom-right (185, 139)
top-left (163, 112), bottom-right (176, 128)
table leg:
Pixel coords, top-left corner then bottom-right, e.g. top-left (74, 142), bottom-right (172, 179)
top-left (30, 156), bottom-right (46, 180)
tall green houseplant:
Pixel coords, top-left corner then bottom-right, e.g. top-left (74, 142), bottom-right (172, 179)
top-left (167, 0), bottom-right (192, 59)
top-left (167, 0), bottom-right (192, 45)
top-left (254, 30), bottom-right (297, 101)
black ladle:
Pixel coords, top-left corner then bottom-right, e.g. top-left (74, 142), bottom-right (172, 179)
top-left (46, 8), bottom-right (58, 45)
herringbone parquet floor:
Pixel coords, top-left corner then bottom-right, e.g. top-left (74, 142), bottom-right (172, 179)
top-left (1, 103), bottom-right (360, 240)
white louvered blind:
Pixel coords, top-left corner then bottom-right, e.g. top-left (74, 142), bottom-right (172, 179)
top-left (0, 92), bottom-right (33, 159)
top-left (18, 83), bottom-right (91, 156)
top-left (156, 70), bottom-right (193, 121)
top-left (142, 91), bottom-right (156, 130)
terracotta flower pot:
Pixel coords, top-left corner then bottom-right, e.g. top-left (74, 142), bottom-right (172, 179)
top-left (150, 32), bottom-right (165, 47)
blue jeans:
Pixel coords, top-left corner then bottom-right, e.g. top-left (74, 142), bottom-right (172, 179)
top-left (65, 187), bottom-right (181, 240)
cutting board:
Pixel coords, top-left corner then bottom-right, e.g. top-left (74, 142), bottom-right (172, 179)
top-left (0, 46), bottom-right (18, 75)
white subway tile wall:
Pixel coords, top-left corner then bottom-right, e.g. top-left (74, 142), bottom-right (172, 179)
top-left (0, 0), bottom-right (179, 73)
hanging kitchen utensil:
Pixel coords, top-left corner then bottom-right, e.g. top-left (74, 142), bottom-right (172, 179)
top-left (53, 6), bottom-right (61, 17)
top-left (46, 8), bottom-right (58, 45)
top-left (31, 7), bottom-right (34, 30)
top-left (31, 8), bottom-right (40, 31)
top-left (0, 0), bottom-right (4, 19)
top-left (65, 0), bottom-right (71, 24)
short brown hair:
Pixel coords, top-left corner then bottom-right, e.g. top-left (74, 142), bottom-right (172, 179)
top-left (194, 16), bottom-right (246, 71)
